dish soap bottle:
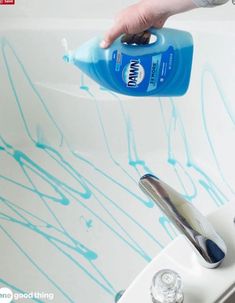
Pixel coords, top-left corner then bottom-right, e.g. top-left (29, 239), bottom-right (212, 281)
top-left (64, 28), bottom-right (193, 97)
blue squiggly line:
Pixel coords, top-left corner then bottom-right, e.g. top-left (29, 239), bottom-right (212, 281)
top-left (201, 65), bottom-right (235, 194)
top-left (0, 224), bottom-right (75, 302)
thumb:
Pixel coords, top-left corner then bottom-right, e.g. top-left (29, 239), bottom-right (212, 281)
top-left (100, 23), bottom-right (125, 48)
top-left (152, 15), bottom-right (168, 29)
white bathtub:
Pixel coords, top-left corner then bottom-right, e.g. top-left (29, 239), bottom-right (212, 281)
top-left (0, 2), bottom-right (235, 303)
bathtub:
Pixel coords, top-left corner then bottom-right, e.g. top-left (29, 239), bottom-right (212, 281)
top-left (0, 1), bottom-right (235, 303)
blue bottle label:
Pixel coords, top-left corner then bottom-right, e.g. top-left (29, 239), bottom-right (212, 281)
top-left (111, 46), bottom-right (174, 93)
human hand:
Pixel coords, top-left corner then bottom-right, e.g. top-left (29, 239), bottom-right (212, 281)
top-left (100, 0), bottom-right (197, 48)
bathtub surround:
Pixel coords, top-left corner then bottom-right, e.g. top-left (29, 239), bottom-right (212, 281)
top-left (0, 13), bottom-right (235, 303)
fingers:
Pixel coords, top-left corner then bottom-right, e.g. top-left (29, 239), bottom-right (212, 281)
top-left (152, 15), bottom-right (168, 29)
top-left (99, 2), bottom-right (167, 49)
top-left (100, 23), bottom-right (125, 48)
top-left (100, 4), bottom-right (139, 48)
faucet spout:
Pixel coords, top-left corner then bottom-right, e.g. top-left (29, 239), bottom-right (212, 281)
top-left (139, 174), bottom-right (227, 268)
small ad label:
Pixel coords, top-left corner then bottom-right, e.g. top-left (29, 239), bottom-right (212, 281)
top-left (0, 0), bottom-right (15, 5)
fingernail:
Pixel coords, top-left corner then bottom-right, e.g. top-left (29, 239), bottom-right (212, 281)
top-left (100, 40), bottom-right (108, 48)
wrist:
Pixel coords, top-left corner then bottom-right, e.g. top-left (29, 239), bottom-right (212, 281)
top-left (141, 0), bottom-right (197, 19)
top-left (166, 0), bottom-right (197, 15)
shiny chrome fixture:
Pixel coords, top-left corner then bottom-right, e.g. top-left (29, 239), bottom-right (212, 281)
top-left (139, 174), bottom-right (227, 269)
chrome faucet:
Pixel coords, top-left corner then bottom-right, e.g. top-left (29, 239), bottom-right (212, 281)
top-left (139, 174), bottom-right (227, 269)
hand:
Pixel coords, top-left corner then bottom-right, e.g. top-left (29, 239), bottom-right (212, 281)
top-left (100, 0), bottom-right (197, 48)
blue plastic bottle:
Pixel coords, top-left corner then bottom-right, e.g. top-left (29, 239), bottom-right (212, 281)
top-left (64, 28), bottom-right (193, 97)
